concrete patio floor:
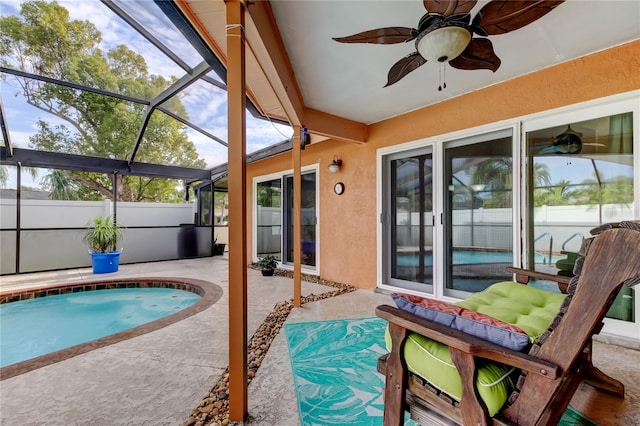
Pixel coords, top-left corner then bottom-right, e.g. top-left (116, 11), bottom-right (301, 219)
top-left (1, 257), bottom-right (638, 425)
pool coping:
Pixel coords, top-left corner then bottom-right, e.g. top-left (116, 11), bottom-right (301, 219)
top-left (0, 277), bottom-right (223, 381)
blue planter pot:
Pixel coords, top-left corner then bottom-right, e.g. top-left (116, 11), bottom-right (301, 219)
top-left (90, 251), bottom-right (121, 274)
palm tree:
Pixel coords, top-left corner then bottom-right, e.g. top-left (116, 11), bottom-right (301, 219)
top-left (534, 180), bottom-right (583, 206)
top-left (533, 163), bottom-right (552, 188)
top-left (0, 165), bottom-right (39, 189)
top-left (577, 172), bottom-right (633, 205)
top-left (41, 170), bottom-right (81, 200)
top-left (470, 158), bottom-right (512, 208)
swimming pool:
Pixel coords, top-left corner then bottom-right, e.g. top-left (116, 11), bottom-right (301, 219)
top-left (1, 287), bottom-right (200, 368)
top-left (0, 278), bottom-right (222, 377)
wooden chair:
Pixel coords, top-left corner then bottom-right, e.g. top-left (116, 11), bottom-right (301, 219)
top-left (377, 221), bottom-right (640, 426)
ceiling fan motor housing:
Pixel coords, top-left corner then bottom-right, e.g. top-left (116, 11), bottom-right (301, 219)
top-left (415, 14), bottom-right (472, 62)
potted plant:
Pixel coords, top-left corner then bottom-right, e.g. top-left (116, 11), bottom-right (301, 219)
top-left (84, 215), bottom-right (123, 274)
top-left (212, 233), bottom-right (226, 256)
top-left (256, 254), bottom-right (278, 276)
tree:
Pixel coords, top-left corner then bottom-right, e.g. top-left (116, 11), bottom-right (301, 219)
top-left (214, 191), bottom-right (228, 224)
top-left (41, 169), bottom-right (81, 200)
top-left (470, 158), bottom-right (512, 208)
top-left (0, 1), bottom-right (206, 202)
top-left (0, 165), bottom-right (39, 190)
top-left (0, 167), bottom-right (7, 188)
top-left (534, 179), bottom-right (583, 206)
top-left (574, 172), bottom-right (633, 206)
top-left (257, 184), bottom-right (281, 208)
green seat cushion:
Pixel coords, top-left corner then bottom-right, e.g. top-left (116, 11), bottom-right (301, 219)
top-left (386, 281), bottom-right (566, 416)
top-left (456, 281), bottom-right (566, 344)
top-left (385, 328), bottom-right (515, 416)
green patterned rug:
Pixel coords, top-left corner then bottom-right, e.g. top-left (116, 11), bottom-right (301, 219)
top-left (284, 317), bottom-right (598, 426)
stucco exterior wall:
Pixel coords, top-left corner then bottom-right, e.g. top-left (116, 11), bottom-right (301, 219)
top-left (246, 40), bottom-right (640, 290)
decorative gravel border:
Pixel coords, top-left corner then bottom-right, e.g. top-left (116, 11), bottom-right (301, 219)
top-left (183, 268), bottom-right (357, 426)
top-left (0, 277), bottom-right (223, 381)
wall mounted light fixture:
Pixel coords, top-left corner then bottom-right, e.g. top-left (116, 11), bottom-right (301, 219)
top-left (328, 155), bottom-right (342, 173)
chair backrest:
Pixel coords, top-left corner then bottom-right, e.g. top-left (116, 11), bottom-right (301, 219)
top-left (503, 221), bottom-right (640, 425)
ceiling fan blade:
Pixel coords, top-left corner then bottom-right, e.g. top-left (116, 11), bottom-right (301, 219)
top-left (424, 0), bottom-right (477, 16)
top-left (449, 38), bottom-right (501, 72)
top-left (473, 0), bottom-right (564, 35)
top-left (333, 27), bottom-right (416, 44)
top-left (384, 52), bottom-right (427, 87)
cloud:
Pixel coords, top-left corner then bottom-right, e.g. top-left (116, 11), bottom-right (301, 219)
top-left (4, 129), bottom-right (33, 149)
top-left (187, 129), bottom-right (228, 168)
top-left (0, 0), bottom-right (21, 12)
top-left (246, 117), bottom-right (292, 152)
top-left (179, 82), bottom-right (228, 126)
top-left (56, 0), bottom-right (186, 79)
top-left (1, 82), bottom-right (70, 147)
top-left (113, 1), bottom-right (202, 67)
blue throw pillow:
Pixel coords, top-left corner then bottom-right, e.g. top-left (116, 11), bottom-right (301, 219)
top-left (391, 293), bottom-right (531, 351)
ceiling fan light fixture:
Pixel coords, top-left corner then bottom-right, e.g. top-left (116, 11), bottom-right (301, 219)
top-left (416, 24), bottom-right (471, 62)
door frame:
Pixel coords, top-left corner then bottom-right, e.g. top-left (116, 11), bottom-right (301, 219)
top-left (252, 163), bottom-right (320, 274)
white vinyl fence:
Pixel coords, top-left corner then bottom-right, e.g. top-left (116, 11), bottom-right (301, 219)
top-left (0, 199), bottom-right (227, 274)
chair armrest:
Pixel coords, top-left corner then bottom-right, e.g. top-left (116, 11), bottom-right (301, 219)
top-left (506, 267), bottom-right (571, 293)
top-left (376, 304), bottom-right (560, 380)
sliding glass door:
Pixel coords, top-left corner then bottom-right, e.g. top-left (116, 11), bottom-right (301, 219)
top-left (526, 111), bottom-right (635, 326)
top-left (382, 148), bottom-right (434, 293)
top-left (256, 178), bottom-right (282, 259)
top-left (378, 94), bottom-right (638, 341)
top-left (381, 130), bottom-right (514, 297)
top-left (284, 172), bottom-right (317, 268)
top-left (443, 130), bottom-right (513, 298)
top-left (255, 168), bottom-right (318, 271)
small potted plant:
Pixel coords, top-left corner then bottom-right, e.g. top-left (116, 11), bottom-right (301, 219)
top-left (84, 215), bottom-right (123, 274)
top-left (256, 254), bottom-right (278, 276)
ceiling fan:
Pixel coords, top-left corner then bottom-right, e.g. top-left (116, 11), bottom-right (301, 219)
top-left (333, 0), bottom-right (565, 88)
top-left (539, 125), bottom-right (584, 154)
top-left (538, 124), bottom-right (606, 155)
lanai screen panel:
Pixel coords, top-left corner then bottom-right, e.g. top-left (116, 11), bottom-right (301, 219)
top-left (0, 0), bottom-right (291, 177)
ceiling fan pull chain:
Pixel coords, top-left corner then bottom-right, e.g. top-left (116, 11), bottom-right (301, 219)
top-left (443, 65), bottom-right (447, 90)
top-left (438, 62), bottom-right (447, 91)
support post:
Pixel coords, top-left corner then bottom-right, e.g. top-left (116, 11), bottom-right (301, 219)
top-left (226, 0), bottom-right (248, 422)
top-left (293, 125), bottom-right (302, 307)
top-left (15, 164), bottom-right (21, 274)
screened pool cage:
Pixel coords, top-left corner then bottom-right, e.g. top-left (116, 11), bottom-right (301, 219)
top-left (0, 0), bottom-right (291, 274)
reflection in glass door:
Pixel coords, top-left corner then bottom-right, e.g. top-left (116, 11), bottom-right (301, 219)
top-left (444, 130), bottom-right (513, 297)
top-left (526, 112), bottom-right (635, 323)
top-left (284, 171), bottom-right (317, 268)
top-left (256, 179), bottom-right (282, 259)
top-left (383, 148), bottom-right (434, 293)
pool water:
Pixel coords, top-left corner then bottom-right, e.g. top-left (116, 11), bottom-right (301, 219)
top-left (0, 287), bottom-right (201, 368)
top-left (396, 250), bottom-right (557, 267)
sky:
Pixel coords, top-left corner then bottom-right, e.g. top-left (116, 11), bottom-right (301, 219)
top-left (0, 0), bottom-right (293, 188)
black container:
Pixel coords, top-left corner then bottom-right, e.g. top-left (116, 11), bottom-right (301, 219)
top-left (178, 223), bottom-right (198, 258)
